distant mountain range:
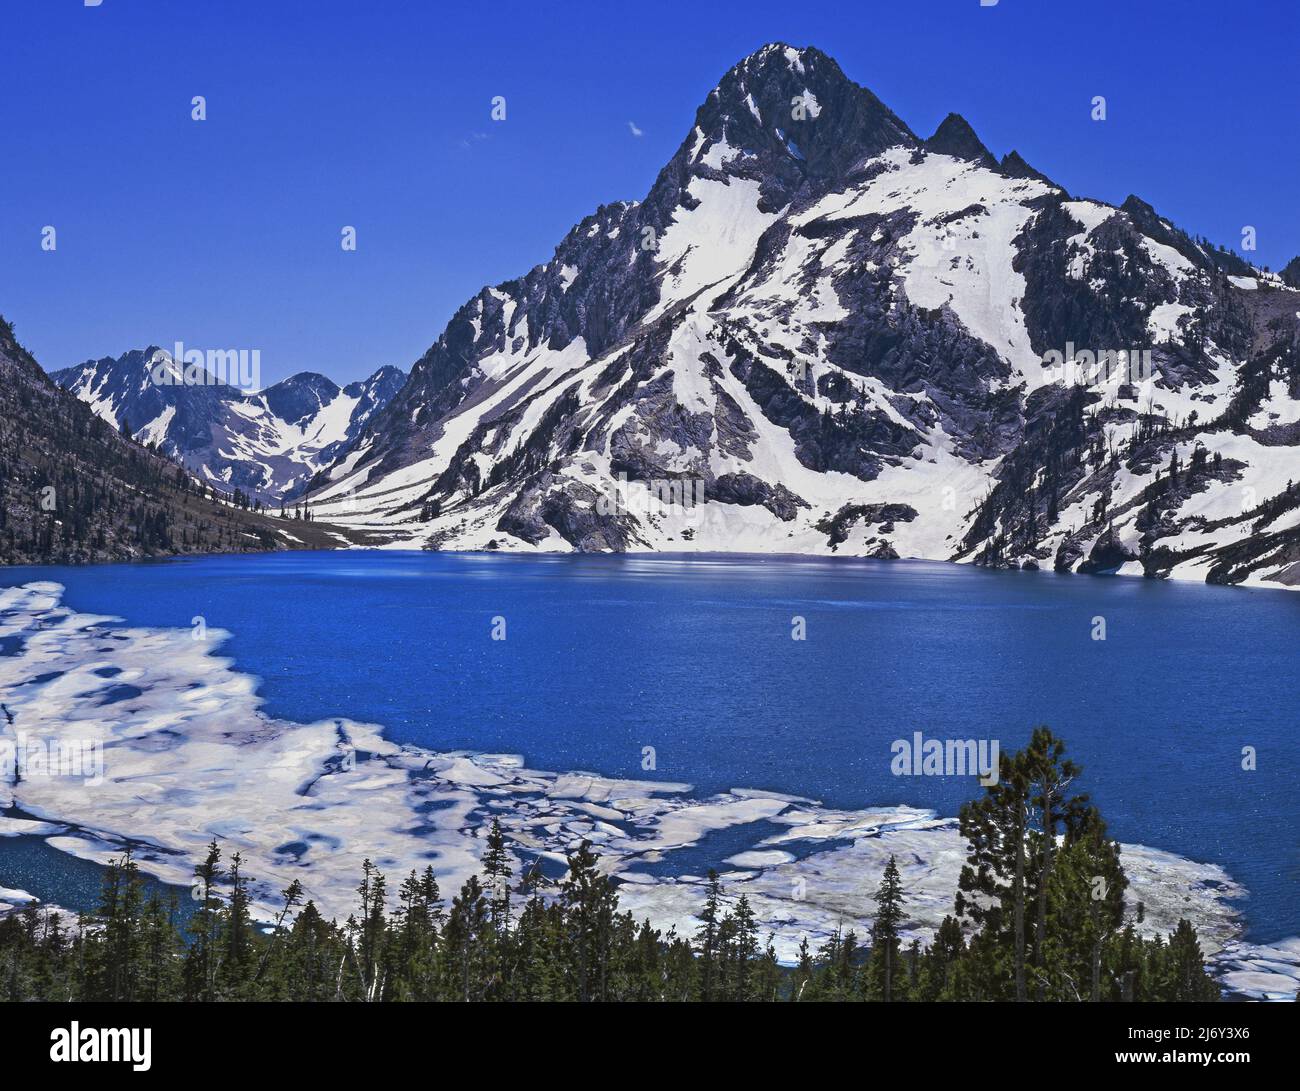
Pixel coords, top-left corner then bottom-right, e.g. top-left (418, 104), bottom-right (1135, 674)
top-left (51, 352), bottom-right (405, 503)
top-left (0, 319), bottom-right (339, 565)
top-left (48, 43), bottom-right (1300, 588)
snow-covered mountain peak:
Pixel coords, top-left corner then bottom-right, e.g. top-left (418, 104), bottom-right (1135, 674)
top-left (54, 352), bottom-right (406, 502)
top-left (68, 43), bottom-right (1296, 592)
top-left (257, 372), bottom-right (343, 427)
top-left (681, 42), bottom-right (915, 199)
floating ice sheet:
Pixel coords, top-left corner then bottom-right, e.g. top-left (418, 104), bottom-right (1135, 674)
top-left (0, 582), bottom-right (1292, 997)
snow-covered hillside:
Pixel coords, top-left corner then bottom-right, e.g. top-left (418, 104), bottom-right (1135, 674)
top-left (53, 352), bottom-right (405, 503)
top-left (296, 43), bottom-right (1300, 589)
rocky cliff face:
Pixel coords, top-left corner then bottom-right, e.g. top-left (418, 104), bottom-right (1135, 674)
top-left (303, 43), bottom-right (1300, 589)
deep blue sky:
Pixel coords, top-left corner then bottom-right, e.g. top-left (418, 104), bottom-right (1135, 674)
top-left (1, 0), bottom-right (1296, 386)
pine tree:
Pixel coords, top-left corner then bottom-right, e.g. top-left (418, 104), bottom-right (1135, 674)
top-left (0, 777), bottom-right (1228, 1006)
top-left (139, 892), bottom-right (184, 1001)
top-left (87, 848), bottom-right (149, 1001)
top-left (1021, 727), bottom-right (1091, 998)
top-left (252, 878), bottom-right (303, 994)
top-left (559, 840), bottom-right (617, 1002)
top-left (921, 915), bottom-right (967, 1000)
top-left (793, 935), bottom-right (814, 1002)
top-left (183, 840), bottom-right (223, 1002)
top-left (870, 856), bottom-right (905, 1002)
top-left (1037, 810), bottom-right (1126, 1000)
top-left (217, 852), bottom-right (256, 998)
top-left (731, 893), bottom-right (759, 1001)
top-left (350, 859), bottom-right (388, 1001)
top-left (481, 819), bottom-right (512, 936)
top-left (442, 875), bottom-right (489, 1001)
top-left (956, 748), bottom-right (1029, 1000)
top-left (695, 869), bottom-right (723, 1001)
top-left (1166, 919), bottom-right (1220, 1001)
top-left (389, 869), bottom-right (441, 1000)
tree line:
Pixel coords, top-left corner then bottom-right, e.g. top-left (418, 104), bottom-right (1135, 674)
top-left (0, 730), bottom-right (1222, 1002)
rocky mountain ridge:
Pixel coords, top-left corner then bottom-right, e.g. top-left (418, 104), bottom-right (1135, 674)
top-left (53, 43), bottom-right (1299, 589)
top-left (0, 318), bottom-right (344, 565)
top-left (53, 351), bottom-right (405, 503)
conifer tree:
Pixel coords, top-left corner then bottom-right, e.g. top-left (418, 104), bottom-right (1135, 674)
top-left (921, 915), bottom-right (967, 1000)
top-left (1166, 919), bottom-right (1220, 1001)
top-left (870, 856), bottom-right (905, 1002)
top-left (139, 892), bottom-right (184, 1002)
top-left (481, 819), bottom-right (513, 937)
top-left (1021, 727), bottom-right (1091, 998)
top-left (957, 749), bottom-right (1030, 1000)
top-left (559, 840), bottom-right (618, 1002)
top-left (731, 893), bottom-right (759, 1001)
top-left (793, 936), bottom-right (814, 1002)
top-left (442, 875), bottom-right (489, 1001)
top-left (694, 869), bottom-right (723, 1001)
top-left (350, 859), bottom-right (388, 1001)
top-left (217, 852), bottom-right (256, 998)
top-left (184, 840), bottom-right (223, 1002)
top-left (253, 878), bottom-right (303, 993)
top-left (98, 848), bottom-right (147, 1001)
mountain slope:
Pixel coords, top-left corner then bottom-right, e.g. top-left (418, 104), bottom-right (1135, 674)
top-left (52, 352), bottom-right (405, 503)
top-left (0, 319), bottom-right (352, 564)
top-left (305, 43), bottom-right (1300, 589)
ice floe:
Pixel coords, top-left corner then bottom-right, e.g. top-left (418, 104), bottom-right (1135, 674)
top-left (0, 582), bottom-right (1293, 998)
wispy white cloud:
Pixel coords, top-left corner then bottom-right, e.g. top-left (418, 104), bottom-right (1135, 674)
top-left (628, 121), bottom-right (643, 137)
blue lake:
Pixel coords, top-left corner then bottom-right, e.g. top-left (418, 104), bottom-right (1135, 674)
top-left (2, 550), bottom-right (1297, 943)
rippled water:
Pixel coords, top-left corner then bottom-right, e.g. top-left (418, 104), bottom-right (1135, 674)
top-left (2, 550), bottom-right (1296, 942)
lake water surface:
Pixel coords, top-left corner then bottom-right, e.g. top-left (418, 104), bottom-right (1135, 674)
top-left (2, 550), bottom-right (1296, 943)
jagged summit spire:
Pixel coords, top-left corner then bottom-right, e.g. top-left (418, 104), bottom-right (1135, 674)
top-left (728, 42), bottom-right (820, 78)
top-left (999, 149), bottom-right (1057, 188)
top-left (925, 112), bottom-right (995, 166)
top-left (679, 42), bottom-right (916, 191)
